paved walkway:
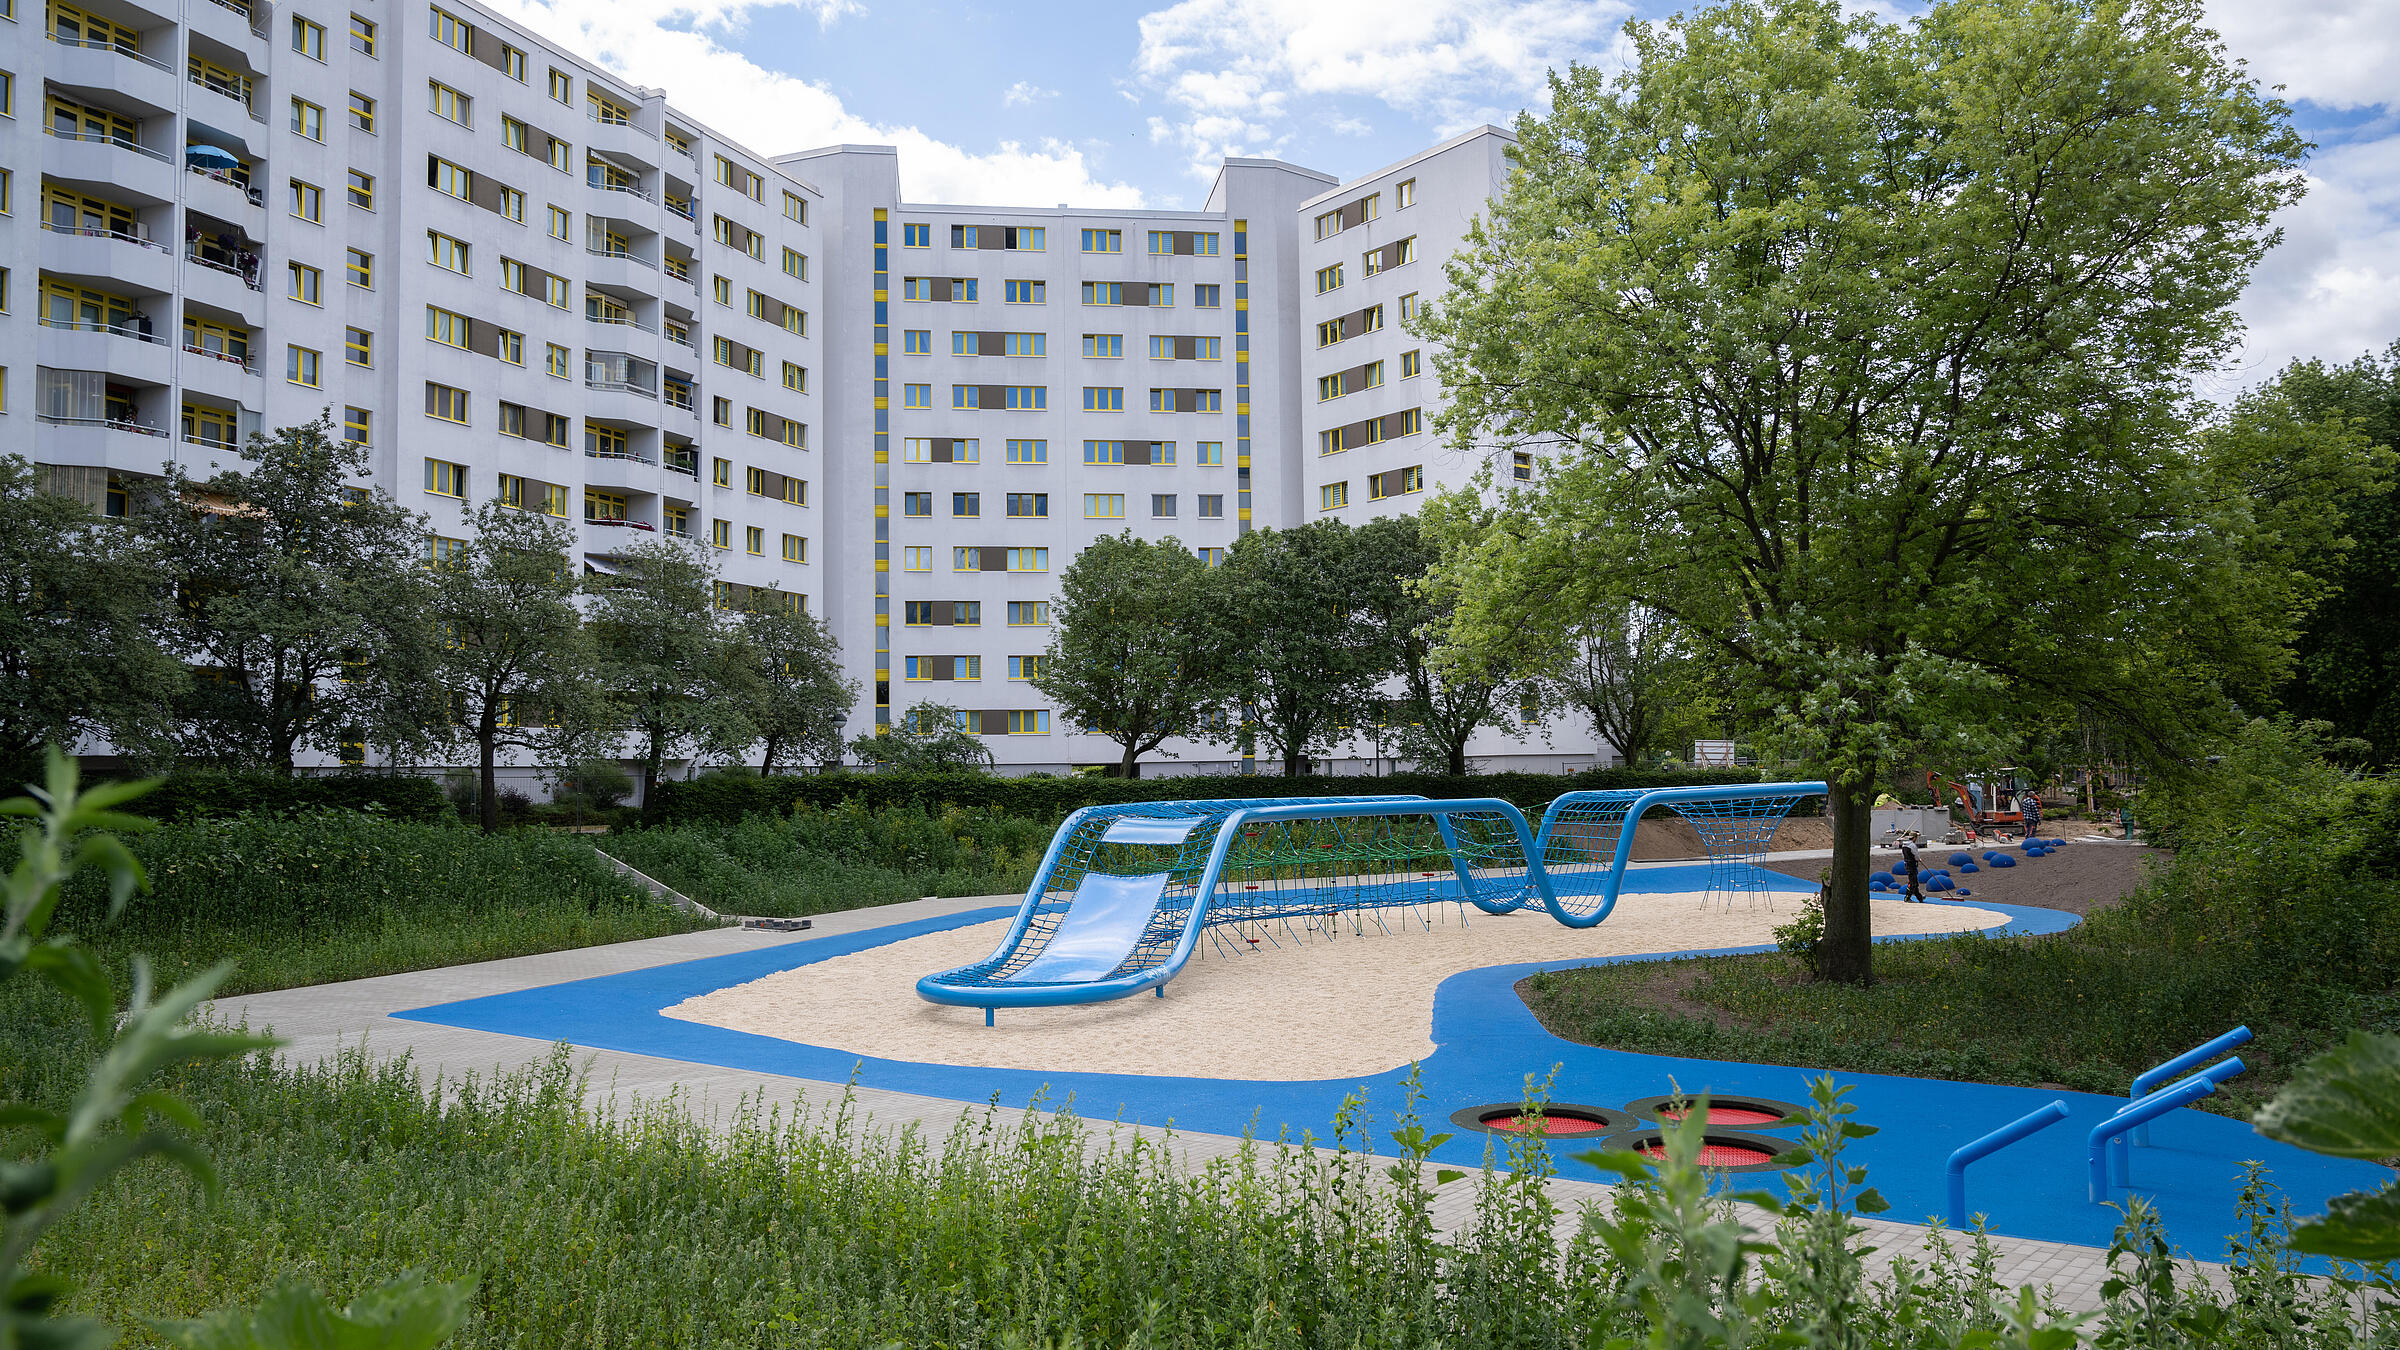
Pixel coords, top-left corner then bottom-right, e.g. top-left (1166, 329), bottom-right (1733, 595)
top-left (211, 896), bottom-right (2169, 1312)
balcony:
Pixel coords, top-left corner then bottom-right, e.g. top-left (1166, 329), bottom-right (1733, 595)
top-left (585, 247), bottom-right (659, 297)
top-left (35, 413), bottom-right (171, 470)
top-left (188, 0), bottom-right (269, 52)
top-left (184, 163), bottom-right (266, 217)
top-left (43, 127), bottom-right (178, 202)
top-left (664, 450), bottom-right (700, 479)
top-left (38, 320), bottom-right (175, 384)
top-left (40, 222), bottom-right (176, 295)
top-left (180, 346), bottom-right (261, 403)
top-left (188, 69), bottom-right (262, 125)
top-left (45, 32), bottom-right (181, 111)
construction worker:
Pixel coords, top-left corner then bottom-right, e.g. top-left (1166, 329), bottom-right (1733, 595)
top-left (1898, 833), bottom-right (1926, 902)
top-left (2019, 786), bottom-right (2042, 842)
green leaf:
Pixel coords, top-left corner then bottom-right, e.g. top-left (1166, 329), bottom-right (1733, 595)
top-left (2288, 1183), bottom-right (2400, 1262)
top-left (1854, 1187), bottom-right (1890, 1215)
top-left (153, 1273), bottom-right (477, 1350)
top-left (1434, 1169), bottom-right (1467, 1186)
top-left (2254, 1031), bottom-right (2400, 1159)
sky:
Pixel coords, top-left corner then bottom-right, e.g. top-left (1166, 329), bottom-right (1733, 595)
top-left (481, 0), bottom-right (2400, 391)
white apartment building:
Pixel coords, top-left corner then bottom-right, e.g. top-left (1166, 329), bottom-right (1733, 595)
top-left (2, 0), bottom-right (1605, 781)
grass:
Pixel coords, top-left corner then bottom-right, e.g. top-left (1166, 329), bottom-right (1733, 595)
top-left (601, 799), bottom-right (1054, 918)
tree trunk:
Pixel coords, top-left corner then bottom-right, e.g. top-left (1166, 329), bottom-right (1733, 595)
top-left (1447, 739), bottom-right (1468, 776)
top-left (760, 735), bottom-right (780, 776)
top-left (478, 730), bottom-right (499, 834)
top-left (1118, 741), bottom-right (1142, 778)
top-left (1815, 778), bottom-right (1877, 984)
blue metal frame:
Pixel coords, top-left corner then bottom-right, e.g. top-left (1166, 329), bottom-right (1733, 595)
top-left (917, 796), bottom-right (1553, 1012)
top-left (2088, 1058), bottom-right (2247, 1202)
top-left (1947, 1100), bottom-right (2069, 1227)
top-left (2130, 1025), bottom-right (2251, 1146)
top-left (1530, 782), bottom-right (1831, 927)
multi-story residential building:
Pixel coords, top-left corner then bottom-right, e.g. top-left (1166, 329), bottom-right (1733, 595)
top-left (1, 0), bottom-right (1602, 782)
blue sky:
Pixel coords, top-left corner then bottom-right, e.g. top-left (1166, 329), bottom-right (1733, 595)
top-left (488, 0), bottom-right (2399, 387)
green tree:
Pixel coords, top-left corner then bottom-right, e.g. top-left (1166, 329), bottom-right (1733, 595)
top-left (1216, 521), bottom-right (1388, 776)
top-left (2246, 345), bottom-right (2400, 764)
top-left (1350, 515), bottom-right (1513, 776)
top-left (583, 537), bottom-right (749, 804)
top-left (1541, 606), bottom-right (1705, 770)
top-left (731, 598), bottom-right (856, 774)
top-left (847, 701), bottom-right (994, 773)
top-left (1033, 532), bottom-right (1224, 777)
top-left (426, 504), bottom-right (603, 832)
top-left (143, 416), bottom-right (441, 772)
top-left (0, 457), bottom-right (185, 779)
top-left (1422, 0), bottom-right (2337, 982)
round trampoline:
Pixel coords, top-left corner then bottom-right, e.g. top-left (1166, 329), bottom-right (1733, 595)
top-left (1607, 1128), bottom-right (1800, 1172)
top-left (1623, 1094), bottom-right (1807, 1130)
top-left (1449, 1102), bottom-right (1636, 1137)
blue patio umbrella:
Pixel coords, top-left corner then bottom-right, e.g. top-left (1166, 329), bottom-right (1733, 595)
top-left (185, 143), bottom-right (240, 166)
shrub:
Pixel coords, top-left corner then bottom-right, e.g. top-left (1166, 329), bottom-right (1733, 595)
top-left (133, 770), bottom-right (451, 823)
top-left (605, 802), bottom-right (1055, 917)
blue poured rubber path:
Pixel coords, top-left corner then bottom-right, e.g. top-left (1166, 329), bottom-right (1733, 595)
top-left (396, 861), bottom-right (2383, 1254)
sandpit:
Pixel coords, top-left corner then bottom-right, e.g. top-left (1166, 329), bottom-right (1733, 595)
top-left (663, 891), bottom-right (2005, 1082)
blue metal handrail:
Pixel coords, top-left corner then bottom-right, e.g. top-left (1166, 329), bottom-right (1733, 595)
top-left (1946, 1100), bottom-right (2069, 1227)
top-left (1529, 781), bottom-right (1830, 927)
top-left (2130, 1025), bottom-right (2250, 1145)
top-left (2088, 1057), bottom-right (2247, 1201)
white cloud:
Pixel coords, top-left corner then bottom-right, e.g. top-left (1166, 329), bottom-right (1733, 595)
top-left (1134, 0), bottom-right (1629, 176)
top-left (476, 0), bottom-right (1146, 206)
top-left (2203, 0), bottom-right (2400, 112)
top-left (2224, 132), bottom-right (2400, 388)
top-left (1002, 80), bottom-right (1059, 108)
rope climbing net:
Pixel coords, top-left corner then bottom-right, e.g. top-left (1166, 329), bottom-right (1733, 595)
top-left (1666, 790), bottom-right (1816, 910)
top-left (1532, 783), bottom-right (1828, 923)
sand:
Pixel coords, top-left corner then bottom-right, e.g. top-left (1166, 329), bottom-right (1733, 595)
top-left (663, 891), bottom-right (2005, 1082)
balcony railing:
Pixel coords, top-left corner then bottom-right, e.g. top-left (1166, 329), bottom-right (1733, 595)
top-left (584, 515), bottom-right (657, 530)
top-left (205, 0), bottom-right (254, 16)
top-left (188, 72), bottom-right (255, 113)
top-left (46, 125), bottom-right (171, 162)
top-left (585, 313), bottom-right (657, 335)
top-left (39, 413), bottom-right (166, 438)
top-left (664, 200), bottom-right (695, 222)
top-left (47, 30), bottom-right (173, 72)
top-left (667, 140), bottom-right (694, 161)
top-left (40, 317), bottom-right (165, 344)
top-left (587, 246), bottom-right (655, 270)
top-left (182, 431), bottom-right (238, 451)
top-left (182, 343), bottom-right (257, 372)
top-left (41, 220), bottom-right (170, 253)
top-left (590, 109), bottom-right (634, 127)
top-left (663, 388), bottom-right (695, 411)
top-left (585, 380), bottom-right (656, 399)
top-left (664, 330), bottom-right (694, 350)
top-left (185, 162), bottom-right (265, 205)
top-left (665, 456), bottom-right (699, 478)
top-left (590, 179), bottom-right (653, 203)
top-left (185, 246), bottom-right (266, 290)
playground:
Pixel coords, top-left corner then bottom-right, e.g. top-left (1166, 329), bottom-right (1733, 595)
top-left (392, 784), bottom-right (2388, 1259)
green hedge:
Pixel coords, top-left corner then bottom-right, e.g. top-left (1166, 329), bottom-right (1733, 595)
top-left (131, 771), bottom-right (452, 823)
top-left (645, 766), bottom-right (1776, 827)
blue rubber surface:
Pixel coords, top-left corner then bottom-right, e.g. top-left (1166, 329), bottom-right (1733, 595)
top-left (395, 862), bottom-right (2383, 1254)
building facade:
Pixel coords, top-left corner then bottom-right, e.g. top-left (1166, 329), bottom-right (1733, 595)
top-left (1, 0), bottom-right (1605, 780)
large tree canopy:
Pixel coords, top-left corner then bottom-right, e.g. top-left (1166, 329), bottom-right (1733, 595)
top-left (1033, 532), bottom-right (1224, 778)
top-left (1422, 0), bottom-right (2356, 981)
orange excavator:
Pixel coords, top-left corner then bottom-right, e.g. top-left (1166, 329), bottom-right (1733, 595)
top-left (1927, 770), bottom-right (2025, 841)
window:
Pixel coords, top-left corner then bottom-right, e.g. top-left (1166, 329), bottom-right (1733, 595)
top-left (287, 345), bottom-right (322, 387)
top-left (1151, 336), bottom-right (1221, 360)
top-left (1369, 465), bottom-right (1425, 500)
top-left (548, 137), bottom-right (570, 172)
top-left (546, 343), bottom-right (570, 378)
top-left (1315, 194), bottom-right (1378, 239)
top-left (1152, 494), bottom-right (1176, 518)
top-left (1198, 494), bottom-right (1224, 519)
top-left (953, 492), bottom-right (980, 517)
top-left (782, 534), bottom-right (805, 563)
top-left (1008, 655), bottom-right (1043, 682)
top-left (1148, 231), bottom-right (1218, 255)
top-left (430, 5), bottom-right (471, 53)
top-left (902, 222), bottom-right (930, 247)
top-left (1082, 229), bottom-right (1121, 253)
top-left (346, 327), bottom-right (374, 365)
top-left (1400, 349), bottom-right (1421, 378)
top-left (549, 69), bottom-right (572, 103)
top-left (289, 263), bottom-right (322, 305)
top-left (1316, 264), bottom-right (1343, 294)
top-left (589, 88), bottom-right (634, 125)
top-left (1008, 601), bottom-right (1050, 626)
top-left (1197, 441), bottom-right (1225, 466)
top-left (430, 158), bottom-right (471, 199)
top-left (783, 362), bottom-right (807, 392)
top-left (425, 306), bottom-right (468, 349)
top-left (708, 519), bottom-right (730, 547)
top-left (1321, 481), bottom-right (1348, 510)
top-left (343, 407), bottom-right (371, 445)
top-left (1512, 451), bottom-right (1534, 482)
top-left (1399, 292), bottom-right (1420, 322)
top-left (498, 331), bottom-right (524, 364)
top-left (351, 14), bottom-right (378, 55)
top-left (784, 191), bottom-right (807, 223)
top-left (501, 46), bottom-right (525, 80)
top-left (1318, 363), bottom-right (1382, 401)
top-left (1007, 492), bottom-right (1047, 518)
top-left (424, 459), bottom-right (467, 497)
top-left (588, 491), bottom-right (631, 524)
top-left (953, 385), bottom-right (1045, 411)
top-left (429, 81), bottom-right (471, 126)
top-left (292, 98), bottom-right (324, 141)
top-left (713, 397), bottom-right (732, 426)
top-left (549, 207), bottom-right (571, 241)
top-left (783, 247), bottom-right (807, 280)
top-left (1006, 711), bottom-right (1048, 735)
top-left (903, 438), bottom-right (979, 464)
top-left (712, 276), bottom-right (732, 306)
top-left (1007, 439), bottom-right (1047, 465)
top-left (1083, 387), bottom-right (1123, 412)
top-left (711, 457), bottom-right (733, 487)
top-left (1196, 547), bottom-right (1228, 567)
top-left (1005, 280), bottom-right (1044, 304)
top-left (903, 492), bottom-right (931, 518)
top-left (499, 187), bottom-right (524, 222)
top-left (1081, 282), bottom-right (1172, 306)
top-left (503, 117), bottom-right (528, 153)
top-left (1363, 237), bottom-right (1416, 277)
top-left (293, 16), bottom-right (326, 58)
top-left (1194, 284), bottom-right (1221, 308)
top-left (290, 179), bottom-right (322, 223)
top-left (347, 170), bottom-right (375, 210)
top-left (427, 231), bottom-right (470, 275)
top-left (664, 504), bottom-right (690, 538)
top-left (1083, 334), bottom-right (1123, 359)
top-left (902, 277), bottom-right (978, 302)
top-left (425, 382), bottom-right (469, 424)
top-left (904, 546), bottom-right (932, 572)
top-left (345, 94), bottom-right (377, 137)
top-left (905, 656), bottom-right (980, 682)
top-left (347, 250), bottom-right (373, 288)
top-left (745, 526), bottom-right (765, 556)
top-left (904, 330), bottom-right (932, 355)
top-left (714, 155), bottom-right (764, 202)
top-left (425, 537), bottom-right (468, 570)
top-left (904, 384), bottom-right (932, 410)
top-left (1151, 388), bottom-right (1223, 412)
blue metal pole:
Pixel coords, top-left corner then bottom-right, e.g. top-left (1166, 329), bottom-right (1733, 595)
top-left (1946, 1100), bottom-right (2069, 1228)
top-left (2130, 1026), bottom-right (2251, 1146)
top-left (2089, 1073), bottom-right (2226, 1202)
top-left (2115, 1057), bottom-right (2247, 1184)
